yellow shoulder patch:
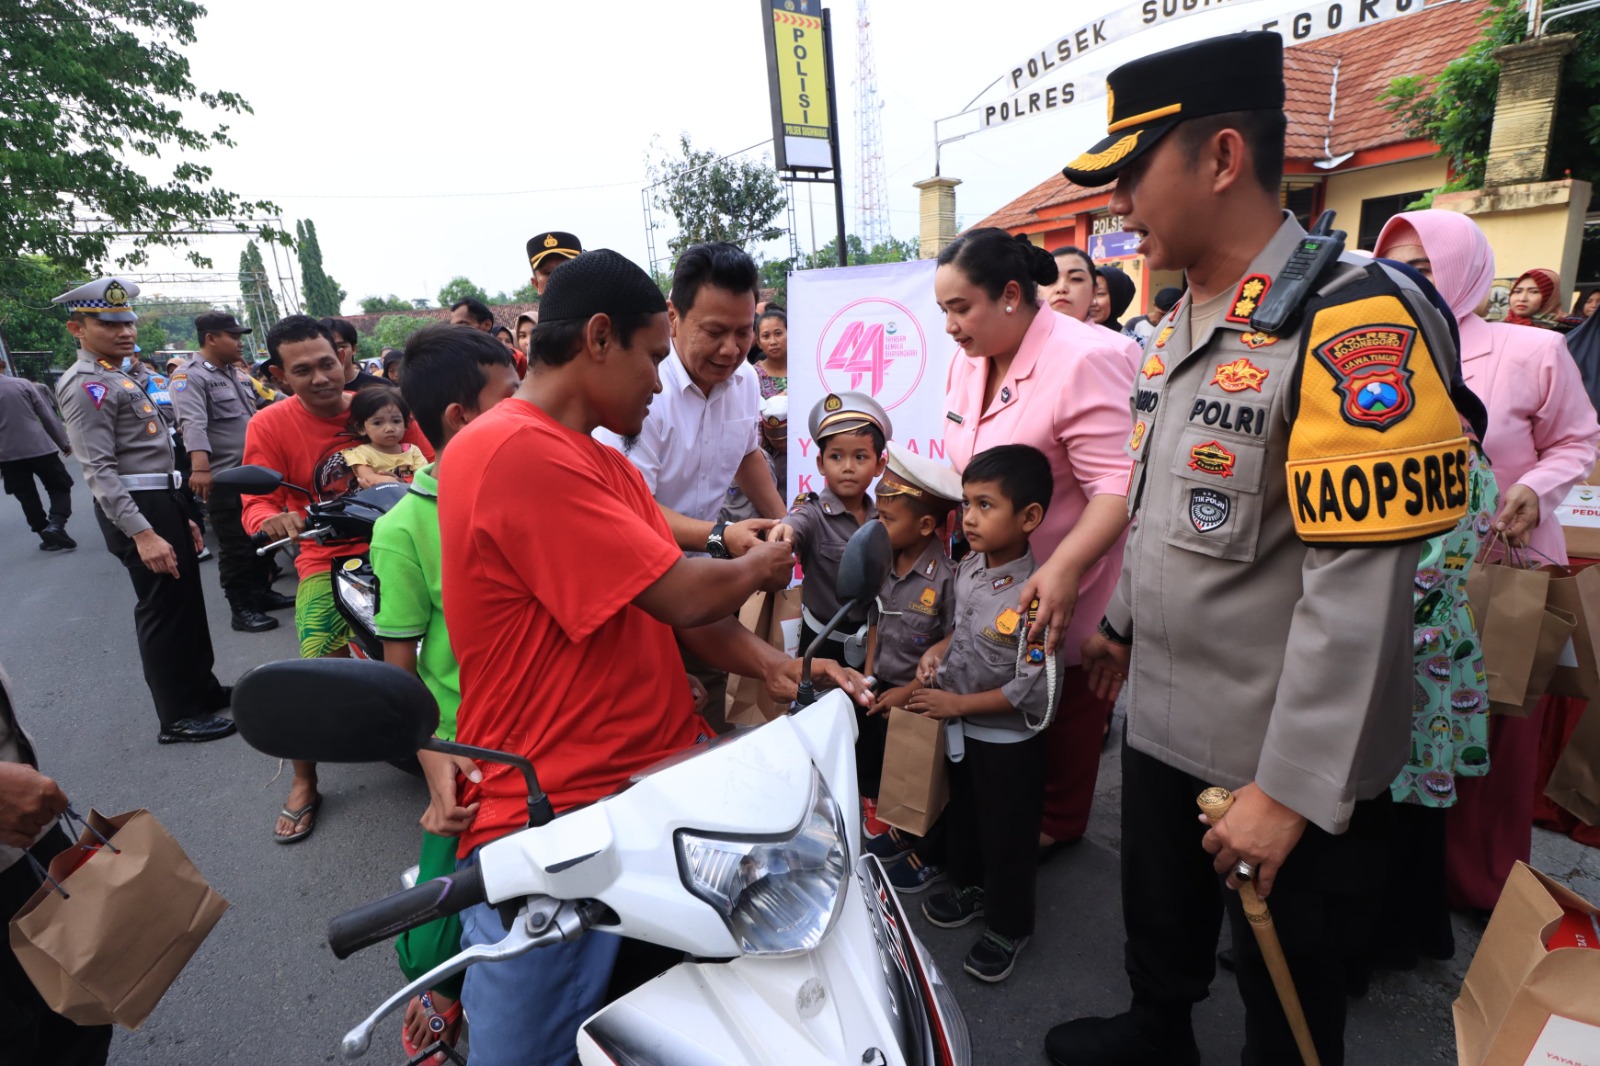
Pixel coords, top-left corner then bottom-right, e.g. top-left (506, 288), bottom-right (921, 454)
top-left (1287, 293), bottom-right (1467, 544)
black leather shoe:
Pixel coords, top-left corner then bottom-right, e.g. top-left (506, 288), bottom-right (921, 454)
top-left (38, 539), bottom-right (64, 551)
top-left (207, 686), bottom-right (233, 712)
top-left (1045, 1012), bottom-right (1200, 1066)
top-left (231, 605), bottom-right (279, 633)
top-left (41, 523), bottom-right (77, 550)
top-left (256, 589), bottom-right (297, 613)
top-left (158, 715), bottom-right (237, 744)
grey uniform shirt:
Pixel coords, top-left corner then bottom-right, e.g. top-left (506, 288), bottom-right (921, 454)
top-left (0, 665), bottom-right (57, 875)
top-left (170, 356), bottom-right (257, 470)
top-left (1104, 213), bottom-right (1465, 834)
top-left (0, 374), bottom-right (70, 462)
top-left (937, 548), bottom-right (1061, 744)
top-left (872, 539), bottom-right (956, 688)
top-left (784, 488), bottom-right (877, 628)
top-left (56, 352), bottom-right (176, 537)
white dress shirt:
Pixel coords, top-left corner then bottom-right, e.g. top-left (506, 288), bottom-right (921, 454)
top-left (595, 351), bottom-right (760, 523)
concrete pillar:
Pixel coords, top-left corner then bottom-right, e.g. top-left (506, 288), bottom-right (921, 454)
top-left (913, 176), bottom-right (962, 259)
top-left (1484, 33), bottom-right (1576, 188)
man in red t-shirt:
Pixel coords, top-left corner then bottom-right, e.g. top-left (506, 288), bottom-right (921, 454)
top-left (439, 249), bottom-right (867, 1066)
top-left (242, 315), bottom-right (433, 843)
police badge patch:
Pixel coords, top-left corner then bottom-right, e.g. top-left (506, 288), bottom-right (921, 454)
top-left (1189, 488), bottom-right (1230, 532)
top-left (1310, 324), bottom-right (1418, 430)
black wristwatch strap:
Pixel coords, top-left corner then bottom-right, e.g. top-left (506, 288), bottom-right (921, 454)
top-left (706, 520), bottom-right (730, 558)
top-left (1097, 616), bottom-right (1132, 646)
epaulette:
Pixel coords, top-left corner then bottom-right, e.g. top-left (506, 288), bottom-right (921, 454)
top-left (789, 491), bottom-right (818, 513)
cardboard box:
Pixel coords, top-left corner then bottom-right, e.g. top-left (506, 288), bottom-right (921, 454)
top-left (1555, 464), bottom-right (1600, 561)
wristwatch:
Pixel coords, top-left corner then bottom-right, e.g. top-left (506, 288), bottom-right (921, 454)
top-left (705, 521), bottom-right (731, 559)
top-left (1097, 616), bottom-right (1132, 646)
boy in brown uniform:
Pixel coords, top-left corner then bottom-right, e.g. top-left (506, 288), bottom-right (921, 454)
top-left (909, 444), bottom-right (1062, 983)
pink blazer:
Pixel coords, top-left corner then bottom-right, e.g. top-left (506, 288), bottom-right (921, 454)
top-left (1459, 315), bottom-right (1600, 564)
top-left (945, 306), bottom-right (1136, 665)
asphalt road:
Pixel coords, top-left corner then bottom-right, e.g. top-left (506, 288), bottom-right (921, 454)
top-left (5, 468), bottom-right (1597, 1064)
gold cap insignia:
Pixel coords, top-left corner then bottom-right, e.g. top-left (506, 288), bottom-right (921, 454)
top-left (543, 234), bottom-right (558, 248)
top-left (105, 281), bottom-right (129, 306)
top-left (823, 394), bottom-right (842, 412)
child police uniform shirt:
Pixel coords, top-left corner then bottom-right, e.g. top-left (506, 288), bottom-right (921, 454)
top-left (937, 548), bottom-right (1061, 743)
top-left (872, 539), bottom-right (957, 688)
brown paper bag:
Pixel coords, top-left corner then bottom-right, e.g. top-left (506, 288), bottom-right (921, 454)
top-left (875, 708), bottom-right (949, 836)
top-left (725, 587), bottom-right (804, 727)
top-left (1506, 604), bottom-right (1578, 717)
top-left (1544, 700), bottom-right (1600, 825)
top-left (1543, 565), bottom-right (1600, 699)
top-left (1453, 862), bottom-right (1600, 1066)
top-left (8, 809), bottom-right (228, 1029)
top-left (1467, 553), bottom-right (1551, 710)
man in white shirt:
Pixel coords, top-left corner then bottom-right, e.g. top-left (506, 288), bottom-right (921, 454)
top-left (597, 242), bottom-right (785, 556)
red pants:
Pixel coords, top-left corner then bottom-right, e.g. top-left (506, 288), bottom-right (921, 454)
top-left (1040, 665), bottom-right (1115, 843)
top-left (1445, 699), bottom-right (1546, 911)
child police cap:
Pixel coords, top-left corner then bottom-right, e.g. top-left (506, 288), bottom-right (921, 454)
top-left (526, 231), bottom-right (583, 272)
top-left (1061, 31), bottom-right (1285, 188)
top-left (808, 391), bottom-right (892, 444)
top-left (879, 442), bottom-right (962, 505)
top-left (53, 277), bottom-right (141, 322)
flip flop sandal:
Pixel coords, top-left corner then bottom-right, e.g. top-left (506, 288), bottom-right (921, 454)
top-left (273, 796), bottom-right (321, 844)
top-left (402, 991), bottom-right (463, 1063)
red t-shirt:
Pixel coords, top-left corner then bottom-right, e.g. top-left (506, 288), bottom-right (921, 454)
top-left (241, 397), bottom-right (434, 579)
top-left (439, 398), bottom-right (708, 856)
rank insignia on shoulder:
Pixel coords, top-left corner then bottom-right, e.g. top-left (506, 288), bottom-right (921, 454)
top-left (1187, 440), bottom-right (1236, 478)
top-left (991, 574), bottom-right (1014, 591)
top-left (995, 608), bottom-right (1021, 636)
top-left (1311, 324), bottom-right (1417, 430)
top-left (1155, 326), bottom-right (1174, 349)
top-left (1239, 331), bottom-right (1278, 350)
top-left (922, 558), bottom-right (937, 577)
top-left (82, 382), bottom-right (107, 408)
top-left (790, 491), bottom-right (818, 511)
top-left (1141, 353), bottom-right (1165, 380)
top-left (1211, 358), bottom-right (1269, 393)
top-left (1226, 274), bottom-right (1272, 325)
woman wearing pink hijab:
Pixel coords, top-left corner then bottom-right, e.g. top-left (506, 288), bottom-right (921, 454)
top-left (1376, 210), bottom-right (1600, 911)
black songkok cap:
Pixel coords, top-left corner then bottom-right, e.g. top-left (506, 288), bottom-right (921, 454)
top-left (1061, 31), bottom-right (1285, 187)
top-left (536, 249), bottom-right (668, 323)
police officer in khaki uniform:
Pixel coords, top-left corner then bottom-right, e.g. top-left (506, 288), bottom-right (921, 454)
top-left (0, 370), bottom-right (76, 551)
top-left (171, 312), bottom-right (293, 634)
top-left (525, 231), bottom-right (583, 295)
top-left (1044, 34), bottom-right (1471, 1066)
top-left (53, 279), bottom-right (234, 744)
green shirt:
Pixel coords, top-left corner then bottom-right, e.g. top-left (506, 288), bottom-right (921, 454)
top-left (370, 463), bottom-right (459, 739)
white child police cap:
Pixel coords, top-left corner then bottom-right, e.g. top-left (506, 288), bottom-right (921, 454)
top-left (879, 442), bottom-right (962, 505)
top-left (808, 391), bottom-right (892, 444)
top-left (52, 277), bottom-right (141, 323)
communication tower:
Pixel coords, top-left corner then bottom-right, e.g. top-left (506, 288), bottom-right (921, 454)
top-left (854, 0), bottom-right (889, 250)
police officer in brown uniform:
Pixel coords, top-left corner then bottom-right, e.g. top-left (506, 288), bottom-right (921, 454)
top-left (526, 231), bottom-right (583, 295)
top-left (1044, 34), bottom-right (1471, 1065)
top-left (53, 279), bottom-right (234, 744)
top-left (171, 312), bottom-right (294, 633)
top-left (0, 370), bottom-right (76, 551)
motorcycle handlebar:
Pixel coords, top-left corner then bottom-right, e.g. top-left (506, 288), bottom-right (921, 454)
top-left (327, 864), bottom-right (487, 960)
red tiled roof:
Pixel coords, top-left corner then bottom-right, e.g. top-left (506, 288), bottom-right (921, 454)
top-left (336, 302), bottom-right (541, 336)
top-left (972, 0), bottom-right (1489, 231)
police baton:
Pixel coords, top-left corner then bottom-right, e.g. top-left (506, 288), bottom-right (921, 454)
top-left (1196, 787), bottom-right (1321, 1066)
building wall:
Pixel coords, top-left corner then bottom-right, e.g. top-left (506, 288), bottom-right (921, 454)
top-left (1321, 157), bottom-right (1450, 249)
top-left (1436, 179), bottom-right (1592, 308)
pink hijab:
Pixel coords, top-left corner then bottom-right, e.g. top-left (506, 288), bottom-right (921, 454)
top-left (1374, 210), bottom-right (1495, 323)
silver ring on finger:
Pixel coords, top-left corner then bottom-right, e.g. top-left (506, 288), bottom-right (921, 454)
top-left (1234, 860), bottom-right (1256, 882)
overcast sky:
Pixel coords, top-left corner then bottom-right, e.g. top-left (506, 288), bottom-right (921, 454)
top-left (122, 0), bottom-right (1345, 311)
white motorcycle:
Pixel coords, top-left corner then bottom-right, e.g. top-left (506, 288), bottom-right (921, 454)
top-left (230, 522), bottom-right (971, 1065)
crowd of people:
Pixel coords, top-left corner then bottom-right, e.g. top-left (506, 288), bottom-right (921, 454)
top-left (4, 26), bottom-right (1600, 1066)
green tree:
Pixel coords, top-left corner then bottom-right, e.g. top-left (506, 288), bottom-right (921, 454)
top-left (438, 277), bottom-right (490, 308)
top-left (0, 1), bottom-right (284, 272)
top-left (761, 235), bottom-right (921, 307)
top-left (1382, 0), bottom-right (1600, 199)
top-left (647, 134), bottom-right (787, 257)
top-left (359, 295), bottom-right (415, 313)
top-left (0, 257), bottom-right (78, 364)
top-left (238, 240), bottom-right (280, 336)
top-left (372, 314), bottom-right (430, 350)
top-left (136, 320), bottom-right (168, 354)
top-left (296, 219), bottom-right (346, 316)
top-left (490, 282), bottom-right (539, 305)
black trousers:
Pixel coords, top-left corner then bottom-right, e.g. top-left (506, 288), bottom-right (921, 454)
top-left (205, 489), bottom-right (272, 603)
top-left (1119, 741), bottom-right (1391, 1066)
top-left (95, 490), bottom-right (225, 727)
top-left (0, 826), bottom-right (113, 1065)
top-left (0, 453), bottom-right (72, 533)
top-left (945, 731), bottom-right (1046, 939)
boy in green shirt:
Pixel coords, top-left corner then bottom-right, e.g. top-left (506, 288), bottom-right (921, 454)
top-left (370, 324), bottom-right (518, 1062)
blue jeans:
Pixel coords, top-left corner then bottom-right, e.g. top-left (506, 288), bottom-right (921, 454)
top-left (457, 849), bottom-right (620, 1066)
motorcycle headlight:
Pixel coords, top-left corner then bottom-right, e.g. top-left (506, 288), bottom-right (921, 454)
top-left (333, 561), bottom-right (377, 633)
top-left (675, 768), bottom-right (847, 956)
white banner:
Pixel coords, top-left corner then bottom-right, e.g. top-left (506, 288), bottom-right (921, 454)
top-left (787, 259), bottom-right (953, 501)
top-left (978, 0), bottom-right (1434, 131)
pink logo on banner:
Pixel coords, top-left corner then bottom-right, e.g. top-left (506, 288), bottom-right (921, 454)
top-left (816, 296), bottom-right (927, 410)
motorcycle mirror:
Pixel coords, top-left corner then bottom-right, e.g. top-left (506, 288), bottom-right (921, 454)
top-left (835, 520), bottom-right (890, 609)
top-left (232, 658), bottom-right (440, 763)
top-left (211, 464), bottom-right (289, 495)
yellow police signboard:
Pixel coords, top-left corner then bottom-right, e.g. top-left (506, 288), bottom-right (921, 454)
top-left (760, 0), bottom-right (834, 171)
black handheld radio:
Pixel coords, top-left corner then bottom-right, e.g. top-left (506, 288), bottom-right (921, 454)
top-left (1248, 209), bottom-right (1346, 336)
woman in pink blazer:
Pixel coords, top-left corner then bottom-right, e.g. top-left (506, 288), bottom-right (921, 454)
top-left (938, 229), bottom-right (1137, 850)
top-left (1377, 210), bottom-right (1600, 910)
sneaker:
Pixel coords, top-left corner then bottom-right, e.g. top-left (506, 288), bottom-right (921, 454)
top-left (888, 854), bottom-right (946, 894)
top-left (964, 929), bottom-right (1029, 983)
top-left (1044, 1011), bottom-right (1200, 1066)
top-left (864, 826), bottom-right (917, 862)
top-left (921, 885), bottom-right (985, 928)
top-left (862, 797), bottom-right (891, 838)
